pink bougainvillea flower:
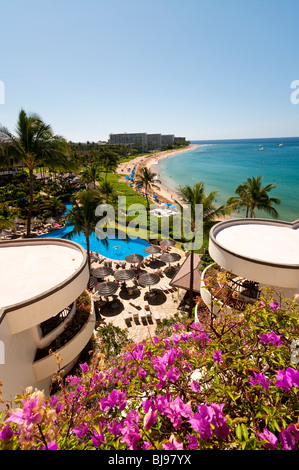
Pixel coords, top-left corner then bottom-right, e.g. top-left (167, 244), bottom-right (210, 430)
top-left (249, 371), bottom-right (272, 389)
top-left (279, 428), bottom-right (296, 450)
top-left (79, 362), bottom-right (89, 374)
top-left (143, 407), bottom-right (157, 430)
top-left (270, 301), bottom-right (279, 311)
top-left (190, 380), bottom-right (201, 393)
top-left (187, 434), bottom-right (199, 449)
top-left (163, 434), bottom-right (184, 450)
top-left (0, 425), bottom-right (13, 441)
top-left (257, 427), bottom-right (278, 450)
top-left (260, 332), bottom-right (284, 347)
top-left (213, 350), bottom-right (223, 364)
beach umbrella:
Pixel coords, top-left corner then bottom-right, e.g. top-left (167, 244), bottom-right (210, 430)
top-left (159, 239), bottom-right (176, 247)
top-left (160, 252), bottom-right (181, 265)
top-left (144, 245), bottom-right (161, 258)
top-left (32, 217), bottom-right (41, 223)
top-left (46, 217), bottom-right (57, 225)
top-left (12, 217), bottom-right (22, 224)
top-left (125, 253), bottom-right (144, 264)
top-left (165, 203), bottom-right (171, 207)
top-left (89, 276), bottom-right (98, 288)
top-left (92, 266), bottom-right (114, 279)
top-left (138, 272), bottom-right (160, 290)
top-left (114, 269), bottom-right (136, 282)
top-left (95, 281), bottom-right (119, 297)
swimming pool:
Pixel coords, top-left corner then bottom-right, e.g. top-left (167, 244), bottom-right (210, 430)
top-left (38, 224), bottom-right (151, 261)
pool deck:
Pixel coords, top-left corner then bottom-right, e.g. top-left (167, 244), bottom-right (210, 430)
top-left (91, 246), bottom-right (188, 343)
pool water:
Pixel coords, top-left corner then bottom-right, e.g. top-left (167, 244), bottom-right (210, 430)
top-left (38, 224), bottom-right (151, 261)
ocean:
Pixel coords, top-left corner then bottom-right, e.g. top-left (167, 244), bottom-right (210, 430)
top-left (156, 137), bottom-right (299, 222)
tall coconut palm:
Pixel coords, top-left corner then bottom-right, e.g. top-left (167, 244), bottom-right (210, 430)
top-left (80, 162), bottom-right (103, 187)
top-left (98, 150), bottom-right (119, 181)
top-left (177, 182), bottom-right (229, 318)
top-left (0, 109), bottom-right (71, 236)
top-left (64, 189), bottom-right (104, 273)
top-left (135, 167), bottom-right (161, 211)
top-left (227, 176), bottom-right (280, 218)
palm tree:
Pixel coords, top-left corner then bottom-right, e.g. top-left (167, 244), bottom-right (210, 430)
top-left (227, 176), bottom-right (280, 218)
top-left (65, 189), bottom-right (104, 273)
top-left (98, 150), bottom-right (119, 181)
top-left (177, 182), bottom-right (229, 318)
top-left (135, 167), bottom-right (161, 211)
top-left (80, 162), bottom-right (102, 188)
top-left (99, 180), bottom-right (115, 203)
top-left (0, 109), bottom-right (71, 237)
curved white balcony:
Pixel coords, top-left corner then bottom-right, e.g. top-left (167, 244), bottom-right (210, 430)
top-left (0, 238), bottom-right (89, 334)
top-left (33, 307), bottom-right (95, 382)
top-left (209, 218), bottom-right (299, 294)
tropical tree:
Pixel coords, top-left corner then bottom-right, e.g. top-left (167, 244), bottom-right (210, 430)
top-left (0, 109), bottom-right (72, 236)
top-left (97, 150), bottom-right (119, 181)
top-left (99, 180), bottom-right (115, 203)
top-left (176, 181), bottom-right (229, 318)
top-left (65, 190), bottom-right (104, 273)
top-left (80, 162), bottom-right (102, 188)
top-left (135, 167), bottom-right (161, 211)
top-left (227, 176), bottom-right (280, 218)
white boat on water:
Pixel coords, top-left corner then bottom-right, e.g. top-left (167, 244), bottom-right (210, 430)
top-left (258, 147), bottom-right (264, 151)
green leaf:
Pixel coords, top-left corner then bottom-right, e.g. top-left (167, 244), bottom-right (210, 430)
top-left (236, 424), bottom-right (242, 440)
top-left (241, 423), bottom-right (248, 441)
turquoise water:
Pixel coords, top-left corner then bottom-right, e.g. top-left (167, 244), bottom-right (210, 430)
top-left (39, 225), bottom-right (151, 260)
top-left (39, 203), bottom-right (151, 260)
top-left (157, 138), bottom-right (299, 221)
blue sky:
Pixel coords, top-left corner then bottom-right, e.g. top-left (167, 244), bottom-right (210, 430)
top-left (0, 0), bottom-right (298, 142)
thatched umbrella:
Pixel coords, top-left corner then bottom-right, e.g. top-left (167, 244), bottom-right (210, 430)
top-left (144, 245), bottom-right (161, 258)
top-left (138, 272), bottom-right (160, 290)
top-left (91, 266), bottom-right (114, 279)
top-left (114, 269), bottom-right (136, 282)
top-left (89, 276), bottom-right (98, 288)
top-left (160, 252), bottom-right (181, 266)
top-left (46, 217), bottom-right (57, 225)
top-left (95, 281), bottom-right (119, 297)
top-left (125, 253), bottom-right (144, 264)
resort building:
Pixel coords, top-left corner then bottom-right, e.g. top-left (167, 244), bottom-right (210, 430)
top-left (108, 133), bottom-right (148, 151)
top-left (0, 238), bottom-right (93, 404)
top-left (200, 218), bottom-right (299, 316)
top-left (108, 132), bottom-right (186, 151)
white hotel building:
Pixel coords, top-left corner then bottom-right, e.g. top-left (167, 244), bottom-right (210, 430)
top-left (0, 238), bottom-right (94, 404)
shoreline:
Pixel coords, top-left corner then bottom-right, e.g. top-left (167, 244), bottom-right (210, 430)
top-left (116, 144), bottom-right (202, 204)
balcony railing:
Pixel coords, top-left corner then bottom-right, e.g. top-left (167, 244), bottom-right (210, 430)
top-left (200, 264), bottom-right (260, 315)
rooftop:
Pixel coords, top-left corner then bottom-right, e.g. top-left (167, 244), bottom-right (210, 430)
top-left (0, 239), bottom-right (85, 309)
top-left (212, 219), bottom-right (299, 266)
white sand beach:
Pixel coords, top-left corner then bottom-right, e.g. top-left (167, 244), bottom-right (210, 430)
top-left (116, 144), bottom-right (202, 204)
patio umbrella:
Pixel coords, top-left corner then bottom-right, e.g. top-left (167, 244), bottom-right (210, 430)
top-left (46, 217), bottom-right (57, 225)
top-left (138, 272), bottom-right (160, 290)
top-left (159, 239), bottom-right (176, 247)
top-left (144, 245), bottom-right (161, 258)
top-left (95, 281), bottom-right (119, 297)
top-left (89, 276), bottom-right (98, 288)
top-left (12, 217), bottom-right (22, 224)
top-left (125, 253), bottom-right (144, 264)
top-left (92, 266), bottom-right (114, 279)
top-left (32, 217), bottom-right (41, 223)
top-left (114, 269), bottom-right (136, 282)
top-left (160, 252), bottom-right (181, 265)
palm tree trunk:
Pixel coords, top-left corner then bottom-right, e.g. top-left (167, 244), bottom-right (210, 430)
top-left (188, 246), bottom-right (194, 319)
top-left (26, 168), bottom-right (34, 237)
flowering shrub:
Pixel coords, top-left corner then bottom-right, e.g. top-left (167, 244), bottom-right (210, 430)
top-left (0, 293), bottom-right (298, 450)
